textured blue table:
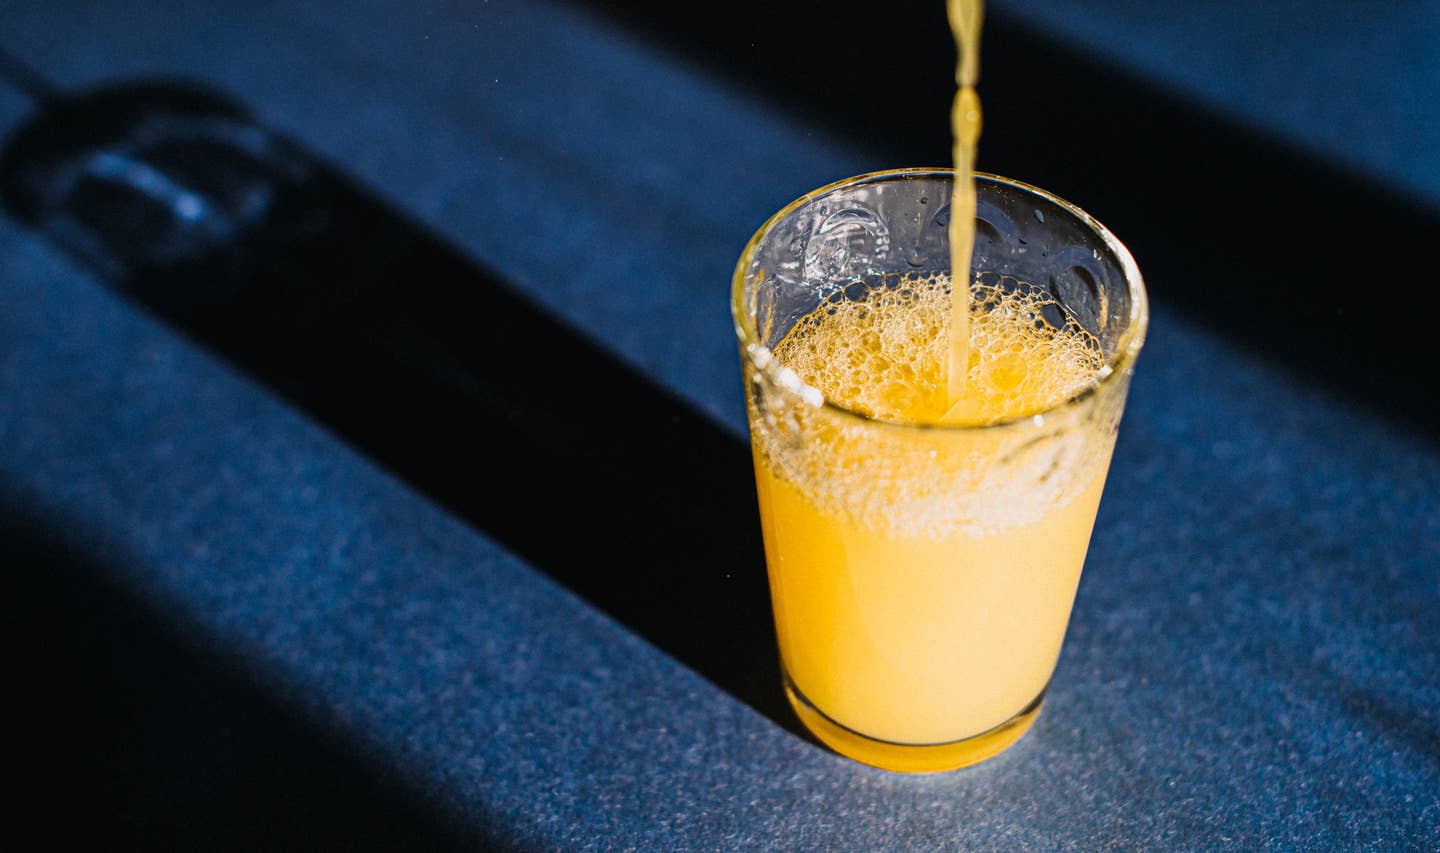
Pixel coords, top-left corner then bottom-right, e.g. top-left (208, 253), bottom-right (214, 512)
top-left (1, 1), bottom-right (1436, 848)
top-left (996, 0), bottom-right (1440, 209)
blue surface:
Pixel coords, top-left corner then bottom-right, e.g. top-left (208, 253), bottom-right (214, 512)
top-left (1, 0), bottom-right (1437, 848)
top-left (993, 0), bottom-right (1440, 210)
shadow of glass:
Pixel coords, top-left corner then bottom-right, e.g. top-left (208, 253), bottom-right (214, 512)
top-left (0, 82), bottom-right (802, 744)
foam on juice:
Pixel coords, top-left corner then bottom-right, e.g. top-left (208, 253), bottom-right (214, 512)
top-left (778, 271), bottom-right (1100, 426)
top-left (752, 273), bottom-right (1112, 544)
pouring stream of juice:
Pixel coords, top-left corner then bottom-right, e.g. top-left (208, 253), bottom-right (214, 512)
top-left (945, 0), bottom-right (983, 417)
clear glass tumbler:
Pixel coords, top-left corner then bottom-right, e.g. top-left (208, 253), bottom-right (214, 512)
top-left (732, 169), bottom-right (1147, 772)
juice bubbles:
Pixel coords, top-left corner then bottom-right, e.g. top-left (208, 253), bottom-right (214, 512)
top-left (734, 170), bottom-right (1146, 773)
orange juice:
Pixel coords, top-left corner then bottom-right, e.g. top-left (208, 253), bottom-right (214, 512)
top-left (945, 0), bottom-right (983, 405)
top-left (748, 272), bottom-right (1118, 770)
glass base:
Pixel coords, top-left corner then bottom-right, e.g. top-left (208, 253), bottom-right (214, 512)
top-left (784, 673), bottom-right (1045, 773)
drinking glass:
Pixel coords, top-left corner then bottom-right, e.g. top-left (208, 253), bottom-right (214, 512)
top-left (732, 169), bottom-right (1147, 772)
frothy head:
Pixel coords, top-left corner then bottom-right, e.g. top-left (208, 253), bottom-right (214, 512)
top-left (749, 271), bottom-right (1118, 539)
top-left (776, 271), bottom-right (1103, 425)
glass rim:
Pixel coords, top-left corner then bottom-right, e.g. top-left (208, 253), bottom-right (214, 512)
top-left (731, 168), bottom-right (1149, 434)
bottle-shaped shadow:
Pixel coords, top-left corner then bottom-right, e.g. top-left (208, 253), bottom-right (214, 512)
top-left (0, 81), bottom-right (799, 737)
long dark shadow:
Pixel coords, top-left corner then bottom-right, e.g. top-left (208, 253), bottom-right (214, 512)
top-left (0, 83), bottom-right (795, 740)
top-left (980, 18), bottom-right (1440, 447)
top-left (580, 0), bottom-right (1440, 443)
top-left (2, 511), bottom-right (508, 850)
